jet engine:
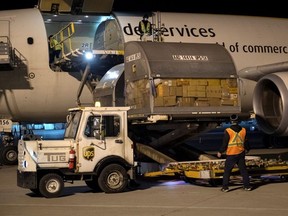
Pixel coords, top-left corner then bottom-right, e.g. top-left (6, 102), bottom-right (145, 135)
top-left (253, 72), bottom-right (288, 136)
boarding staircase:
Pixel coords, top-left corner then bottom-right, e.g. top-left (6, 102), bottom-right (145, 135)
top-left (0, 36), bottom-right (26, 70)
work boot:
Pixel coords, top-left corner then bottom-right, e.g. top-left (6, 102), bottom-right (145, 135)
top-left (221, 187), bottom-right (229, 192)
top-left (243, 186), bottom-right (253, 191)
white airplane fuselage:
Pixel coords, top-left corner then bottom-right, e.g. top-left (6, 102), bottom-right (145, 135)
top-left (96, 12), bottom-right (288, 136)
top-left (1, 8), bottom-right (288, 136)
top-left (0, 8), bottom-right (95, 122)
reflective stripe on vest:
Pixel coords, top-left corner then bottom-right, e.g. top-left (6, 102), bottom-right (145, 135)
top-left (50, 39), bottom-right (62, 51)
top-left (226, 127), bottom-right (246, 155)
top-left (140, 21), bottom-right (151, 33)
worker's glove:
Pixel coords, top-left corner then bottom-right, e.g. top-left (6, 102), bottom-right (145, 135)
top-left (217, 152), bottom-right (222, 158)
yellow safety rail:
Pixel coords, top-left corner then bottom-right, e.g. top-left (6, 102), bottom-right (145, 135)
top-left (50, 22), bottom-right (75, 60)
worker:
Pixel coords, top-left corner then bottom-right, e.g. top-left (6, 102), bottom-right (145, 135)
top-left (217, 114), bottom-right (252, 192)
top-left (48, 35), bottom-right (62, 64)
top-left (138, 14), bottom-right (152, 41)
top-left (48, 37), bottom-right (54, 65)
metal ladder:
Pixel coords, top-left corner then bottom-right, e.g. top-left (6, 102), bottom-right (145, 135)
top-left (0, 36), bottom-right (13, 69)
top-left (0, 36), bottom-right (27, 70)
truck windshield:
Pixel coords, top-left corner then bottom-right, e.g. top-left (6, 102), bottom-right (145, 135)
top-left (64, 111), bottom-right (82, 139)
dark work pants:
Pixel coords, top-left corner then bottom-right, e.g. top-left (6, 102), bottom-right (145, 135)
top-left (222, 151), bottom-right (250, 188)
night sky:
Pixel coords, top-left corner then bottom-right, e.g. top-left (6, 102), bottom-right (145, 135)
top-left (1, 0), bottom-right (287, 18)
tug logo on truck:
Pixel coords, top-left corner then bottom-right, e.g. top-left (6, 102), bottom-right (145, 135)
top-left (83, 146), bottom-right (94, 161)
top-left (43, 153), bottom-right (66, 162)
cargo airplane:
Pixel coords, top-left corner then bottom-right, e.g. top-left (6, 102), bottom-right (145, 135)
top-left (1, 3), bottom-right (288, 152)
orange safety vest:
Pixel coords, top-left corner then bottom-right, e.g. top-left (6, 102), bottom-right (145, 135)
top-left (225, 127), bottom-right (246, 155)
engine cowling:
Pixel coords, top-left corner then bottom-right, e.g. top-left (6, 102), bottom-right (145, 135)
top-left (253, 72), bottom-right (288, 136)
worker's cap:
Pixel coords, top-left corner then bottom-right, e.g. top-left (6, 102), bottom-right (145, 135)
top-left (230, 114), bottom-right (238, 122)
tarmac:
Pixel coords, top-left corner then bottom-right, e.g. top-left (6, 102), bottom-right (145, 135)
top-left (1, 149), bottom-right (288, 216)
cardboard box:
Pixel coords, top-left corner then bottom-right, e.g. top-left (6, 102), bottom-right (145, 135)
top-left (176, 79), bottom-right (190, 86)
top-left (157, 84), bottom-right (170, 97)
top-left (176, 86), bottom-right (183, 96)
top-left (163, 96), bottom-right (177, 106)
top-left (207, 79), bottom-right (221, 86)
top-left (154, 97), bottom-right (164, 106)
top-left (189, 79), bottom-right (208, 86)
top-left (177, 97), bottom-right (195, 106)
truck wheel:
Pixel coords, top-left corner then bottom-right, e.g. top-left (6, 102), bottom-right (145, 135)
top-left (98, 164), bottom-right (128, 193)
top-left (39, 173), bottom-right (64, 198)
top-left (0, 146), bottom-right (18, 165)
top-left (280, 175), bottom-right (288, 181)
top-left (30, 188), bottom-right (41, 195)
top-left (85, 177), bottom-right (102, 192)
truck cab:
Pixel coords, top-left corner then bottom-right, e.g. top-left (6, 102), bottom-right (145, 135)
top-left (17, 106), bottom-right (135, 198)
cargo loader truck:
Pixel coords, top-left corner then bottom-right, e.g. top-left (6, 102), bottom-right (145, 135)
top-left (17, 42), bottom-right (250, 198)
top-left (17, 104), bottom-right (288, 197)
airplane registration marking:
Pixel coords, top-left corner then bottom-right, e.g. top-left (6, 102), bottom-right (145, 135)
top-left (0, 119), bottom-right (11, 125)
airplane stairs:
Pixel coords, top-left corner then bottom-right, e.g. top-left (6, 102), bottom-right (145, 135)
top-left (0, 36), bottom-right (14, 70)
top-left (0, 36), bottom-right (27, 71)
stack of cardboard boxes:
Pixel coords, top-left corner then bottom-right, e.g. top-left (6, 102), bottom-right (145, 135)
top-left (126, 78), bottom-right (238, 109)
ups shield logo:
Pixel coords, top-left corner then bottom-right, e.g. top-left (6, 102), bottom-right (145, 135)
top-left (83, 146), bottom-right (95, 161)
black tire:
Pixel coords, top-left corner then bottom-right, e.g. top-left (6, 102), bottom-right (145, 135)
top-left (209, 178), bottom-right (222, 187)
top-left (39, 173), bottom-right (64, 198)
top-left (0, 146), bottom-right (18, 165)
top-left (30, 188), bottom-right (41, 195)
top-left (280, 175), bottom-right (288, 181)
top-left (182, 176), bottom-right (197, 184)
top-left (98, 164), bottom-right (128, 193)
top-left (85, 177), bottom-right (102, 192)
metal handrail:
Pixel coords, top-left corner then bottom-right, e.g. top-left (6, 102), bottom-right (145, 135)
top-left (50, 22), bottom-right (75, 59)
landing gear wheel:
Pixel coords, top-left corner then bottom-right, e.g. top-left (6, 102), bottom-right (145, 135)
top-left (98, 164), bottom-right (128, 193)
top-left (0, 146), bottom-right (18, 165)
top-left (39, 173), bottom-right (64, 198)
